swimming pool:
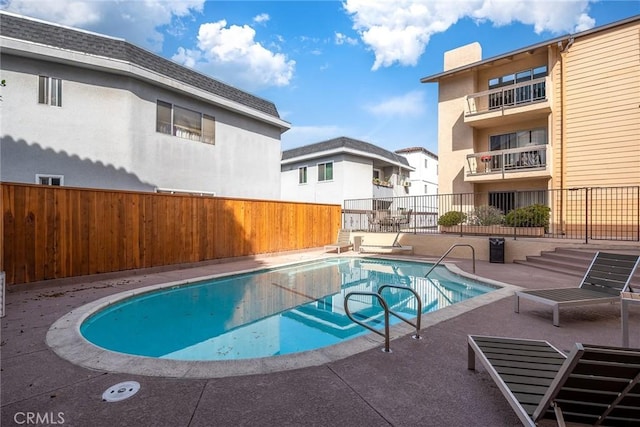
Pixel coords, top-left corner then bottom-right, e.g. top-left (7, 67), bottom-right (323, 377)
top-left (47, 255), bottom-right (517, 378)
top-left (79, 257), bottom-right (498, 361)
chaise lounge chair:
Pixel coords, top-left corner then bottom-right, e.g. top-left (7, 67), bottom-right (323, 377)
top-left (324, 229), bottom-right (353, 254)
top-left (467, 334), bottom-right (640, 427)
top-left (514, 252), bottom-right (640, 326)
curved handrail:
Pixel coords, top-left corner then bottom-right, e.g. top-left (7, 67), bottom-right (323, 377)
top-left (344, 291), bottom-right (391, 352)
top-left (425, 244), bottom-right (476, 278)
top-left (378, 284), bottom-right (422, 339)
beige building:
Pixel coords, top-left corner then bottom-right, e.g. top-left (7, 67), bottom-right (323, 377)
top-left (421, 15), bottom-right (639, 235)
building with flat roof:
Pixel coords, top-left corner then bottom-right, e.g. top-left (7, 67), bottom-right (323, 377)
top-left (394, 147), bottom-right (438, 197)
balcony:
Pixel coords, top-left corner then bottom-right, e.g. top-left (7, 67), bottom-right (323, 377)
top-left (465, 146), bottom-right (551, 183)
top-left (464, 77), bottom-right (551, 128)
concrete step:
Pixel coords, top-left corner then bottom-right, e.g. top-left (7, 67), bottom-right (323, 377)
top-left (514, 247), bottom-right (640, 284)
top-left (513, 259), bottom-right (584, 278)
top-left (518, 256), bottom-right (588, 274)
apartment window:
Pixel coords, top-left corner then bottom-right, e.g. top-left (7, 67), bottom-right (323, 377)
top-left (373, 169), bottom-right (381, 180)
top-left (490, 128), bottom-right (546, 151)
top-left (36, 174), bottom-right (63, 186)
top-left (424, 159), bottom-right (428, 168)
top-left (156, 100), bottom-right (215, 144)
top-left (202, 115), bottom-right (215, 144)
top-left (318, 162), bottom-right (333, 181)
top-left (298, 166), bottom-right (307, 184)
top-left (490, 128), bottom-right (547, 168)
top-left (490, 190), bottom-right (547, 214)
top-left (488, 65), bottom-right (547, 109)
top-left (38, 76), bottom-right (62, 107)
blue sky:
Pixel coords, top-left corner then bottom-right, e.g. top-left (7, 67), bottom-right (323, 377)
top-left (2, 1), bottom-right (638, 154)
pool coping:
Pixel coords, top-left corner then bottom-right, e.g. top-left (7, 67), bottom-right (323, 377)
top-left (45, 256), bottom-right (524, 379)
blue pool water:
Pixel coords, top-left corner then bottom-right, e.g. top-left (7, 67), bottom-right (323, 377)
top-left (80, 258), bottom-right (498, 361)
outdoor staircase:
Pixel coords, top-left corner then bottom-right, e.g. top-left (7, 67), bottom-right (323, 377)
top-left (514, 247), bottom-right (640, 285)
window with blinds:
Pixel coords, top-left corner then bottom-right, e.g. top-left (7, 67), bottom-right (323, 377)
top-left (156, 100), bottom-right (215, 144)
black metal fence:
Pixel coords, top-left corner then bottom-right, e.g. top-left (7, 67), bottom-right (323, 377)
top-left (343, 186), bottom-right (640, 242)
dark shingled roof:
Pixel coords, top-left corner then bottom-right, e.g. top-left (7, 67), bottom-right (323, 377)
top-left (282, 136), bottom-right (411, 168)
top-left (0, 12), bottom-right (281, 119)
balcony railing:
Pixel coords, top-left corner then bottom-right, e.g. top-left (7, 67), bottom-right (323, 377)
top-left (467, 146), bottom-right (548, 176)
top-left (465, 77), bottom-right (548, 116)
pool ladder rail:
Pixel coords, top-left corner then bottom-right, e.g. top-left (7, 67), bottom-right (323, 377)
top-left (344, 284), bottom-right (422, 353)
top-left (424, 244), bottom-right (476, 279)
top-left (344, 244), bottom-right (476, 353)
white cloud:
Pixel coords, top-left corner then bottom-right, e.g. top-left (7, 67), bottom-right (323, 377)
top-left (335, 32), bottom-right (358, 45)
top-left (172, 19), bottom-right (295, 90)
top-left (253, 13), bottom-right (270, 24)
top-left (343, 0), bottom-right (595, 70)
top-left (1, 0), bottom-right (205, 52)
top-left (574, 12), bottom-right (597, 32)
top-left (366, 91), bottom-right (426, 117)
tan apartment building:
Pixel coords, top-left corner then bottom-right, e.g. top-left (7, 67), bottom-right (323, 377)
top-left (421, 15), bottom-right (639, 237)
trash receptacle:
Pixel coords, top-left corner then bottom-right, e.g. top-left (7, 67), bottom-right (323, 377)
top-left (353, 236), bottom-right (362, 252)
top-left (489, 237), bottom-right (505, 263)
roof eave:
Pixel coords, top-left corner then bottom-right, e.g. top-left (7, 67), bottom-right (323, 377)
top-left (420, 14), bottom-right (640, 83)
top-left (1, 36), bottom-right (291, 131)
top-left (282, 147), bottom-right (414, 171)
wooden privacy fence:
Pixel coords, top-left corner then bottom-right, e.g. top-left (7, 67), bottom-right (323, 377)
top-left (1, 183), bottom-right (342, 286)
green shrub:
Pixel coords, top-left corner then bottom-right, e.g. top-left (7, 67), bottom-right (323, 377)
top-left (504, 204), bottom-right (550, 228)
top-left (469, 205), bottom-right (504, 226)
top-left (438, 211), bottom-right (467, 226)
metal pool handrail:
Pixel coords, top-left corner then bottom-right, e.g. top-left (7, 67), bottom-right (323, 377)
top-left (378, 284), bottom-right (422, 340)
top-left (344, 285), bottom-right (423, 352)
top-left (424, 244), bottom-right (476, 278)
top-left (344, 292), bottom-right (391, 352)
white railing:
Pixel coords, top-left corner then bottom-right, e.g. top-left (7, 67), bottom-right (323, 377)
top-left (466, 146), bottom-right (548, 176)
top-left (465, 77), bottom-right (548, 116)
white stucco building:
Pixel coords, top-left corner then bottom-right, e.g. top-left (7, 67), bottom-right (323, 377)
top-left (0, 12), bottom-right (290, 199)
top-left (394, 147), bottom-right (439, 196)
top-left (281, 137), bottom-right (414, 206)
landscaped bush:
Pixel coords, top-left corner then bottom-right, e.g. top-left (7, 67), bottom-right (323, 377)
top-left (438, 211), bottom-right (467, 226)
top-left (469, 205), bottom-right (504, 226)
top-left (504, 204), bottom-right (550, 228)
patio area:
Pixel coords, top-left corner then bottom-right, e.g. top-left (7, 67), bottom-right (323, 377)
top-left (2, 248), bottom-right (638, 427)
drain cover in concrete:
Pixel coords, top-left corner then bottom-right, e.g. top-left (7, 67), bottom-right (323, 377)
top-left (102, 381), bottom-right (141, 402)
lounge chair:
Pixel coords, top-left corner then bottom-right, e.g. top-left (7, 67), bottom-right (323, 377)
top-left (359, 232), bottom-right (413, 254)
top-left (514, 252), bottom-right (640, 326)
top-left (467, 335), bottom-right (640, 427)
top-left (324, 229), bottom-right (353, 254)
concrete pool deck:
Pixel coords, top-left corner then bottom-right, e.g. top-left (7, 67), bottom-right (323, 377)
top-left (2, 249), bottom-right (639, 426)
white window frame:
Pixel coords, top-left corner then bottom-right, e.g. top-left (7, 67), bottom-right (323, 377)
top-left (298, 166), bottom-right (308, 184)
top-left (38, 76), bottom-right (62, 107)
top-left (36, 174), bottom-right (64, 186)
top-left (156, 100), bottom-right (215, 144)
top-left (317, 161), bottom-right (333, 182)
